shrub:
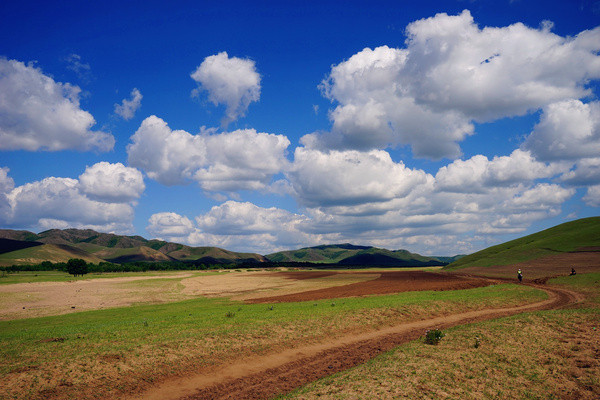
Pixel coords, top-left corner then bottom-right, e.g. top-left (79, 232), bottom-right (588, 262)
top-left (424, 328), bottom-right (445, 345)
top-left (66, 258), bottom-right (88, 277)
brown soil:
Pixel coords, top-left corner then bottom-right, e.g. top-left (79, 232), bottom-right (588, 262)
top-left (247, 271), bottom-right (490, 303)
top-left (130, 280), bottom-right (581, 400)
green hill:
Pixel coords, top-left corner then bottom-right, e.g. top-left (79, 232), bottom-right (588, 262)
top-left (0, 228), bottom-right (266, 265)
top-left (445, 217), bottom-right (600, 270)
top-left (0, 243), bottom-right (105, 266)
top-left (266, 244), bottom-right (453, 267)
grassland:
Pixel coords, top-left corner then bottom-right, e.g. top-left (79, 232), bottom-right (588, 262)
top-left (445, 216), bottom-right (600, 270)
top-left (282, 275), bottom-right (600, 400)
top-left (0, 282), bottom-right (545, 400)
top-left (0, 270), bottom-right (214, 285)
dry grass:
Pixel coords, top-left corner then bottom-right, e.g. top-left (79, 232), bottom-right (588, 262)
top-left (283, 305), bottom-right (600, 399)
top-left (0, 284), bottom-right (544, 400)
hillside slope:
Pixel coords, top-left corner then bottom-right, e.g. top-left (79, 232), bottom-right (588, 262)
top-left (0, 243), bottom-right (106, 266)
top-left (0, 228), bottom-right (266, 265)
top-left (267, 244), bottom-right (453, 266)
top-left (445, 217), bottom-right (600, 271)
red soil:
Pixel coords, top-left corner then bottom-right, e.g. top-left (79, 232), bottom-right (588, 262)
top-left (247, 270), bottom-right (490, 303)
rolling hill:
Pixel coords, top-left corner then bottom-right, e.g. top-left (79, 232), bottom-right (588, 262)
top-left (266, 244), bottom-right (457, 267)
top-left (0, 228), bottom-right (266, 266)
top-left (0, 243), bottom-right (106, 266)
top-left (444, 216), bottom-right (600, 271)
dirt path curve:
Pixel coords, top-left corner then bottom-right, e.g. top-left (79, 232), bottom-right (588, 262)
top-left (131, 283), bottom-right (582, 400)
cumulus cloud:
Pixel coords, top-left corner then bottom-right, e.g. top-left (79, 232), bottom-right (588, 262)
top-left (191, 52), bottom-right (261, 126)
top-left (147, 201), bottom-right (315, 253)
top-left (127, 115), bottom-right (289, 191)
top-left (560, 158), bottom-right (600, 186)
top-left (147, 212), bottom-right (196, 239)
top-left (0, 167), bottom-right (15, 221)
top-left (310, 11), bottom-right (600, 158)
top-left (524, 100), bottom-right (600, 162)
top-left (0, 163), bottom-right (144, 233)
top-left (435, 149), bottom-right (565, 193)
top-left (583, 185), bottom-right (600, 207)
top-left (78, 162), bottom-right (145, 203)
top-left (288, 147), bottom-right (430, 207)
top-left (0, 58), bottom-right (114, 152)
top-left (114, 88), bottom-right (143, 120)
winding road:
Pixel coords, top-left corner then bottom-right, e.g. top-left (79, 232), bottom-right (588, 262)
top-left (132, 282), bottom-right (583, 400)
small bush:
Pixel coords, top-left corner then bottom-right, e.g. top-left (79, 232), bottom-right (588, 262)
top-left (225, 311), bottom-right (235, 318)
top-left (424, 329), bottom-right (445, 345)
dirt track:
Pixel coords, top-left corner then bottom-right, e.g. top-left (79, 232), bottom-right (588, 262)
top-left (133, 279), bottom-right (582, 400)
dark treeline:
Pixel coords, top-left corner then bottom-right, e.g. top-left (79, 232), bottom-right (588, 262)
top-left (0, 260), bottom-right (237, 273)
top-left (1, 259), bottom-right (431, 274)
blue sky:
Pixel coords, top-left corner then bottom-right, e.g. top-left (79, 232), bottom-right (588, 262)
top-left (1, 0), bottom-right (599, 255)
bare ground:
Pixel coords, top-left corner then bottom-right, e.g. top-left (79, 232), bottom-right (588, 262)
top-left (247, 271), bottom-right (489, 303)
top-left (0, 272), bottom-right (194, 320)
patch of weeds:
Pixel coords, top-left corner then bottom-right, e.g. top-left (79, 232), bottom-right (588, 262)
top-left (424, 329), bottom-right (445, 345)
top-left (225, 311), bottom-right (235, 318)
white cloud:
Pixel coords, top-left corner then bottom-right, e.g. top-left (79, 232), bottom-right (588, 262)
top-left (6, 177), bottom-right (134, 233)
top-left (435, 149), bottom-right (565, 193)
top-left (560, 158), bottom-right (600, 186)
top-left (127, 115), bottom-right (289, 192)
top-left (65, 54), bottom-right (91, 80)
top-left (288, 147), bottom-right (430, 207)
top-left (583, 185), bottom-right (600, 207)
top-left (147, 212), bottom-right (196, 239)
top-left (0, 167), bottom-right (15, 221)
top-left (147, 202), bottom-right (316, 253)
top-left (310, 11), bottom-right (600, 158)
top-left (191, 52), bottom-right (261, 126)
top-left (78, 162), bottom-right (145, 203)
top-left (0, 58), bottom-right (114, 152)
top-left (114, 88), bottom-right (142, 120)
top-left (0, 164), bottom-right (144, 233)
top-left (523, 100), bottom-right (600, 162)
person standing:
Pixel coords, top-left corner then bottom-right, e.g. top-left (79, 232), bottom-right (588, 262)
top-left (517, 269), bottom-right (523, 283)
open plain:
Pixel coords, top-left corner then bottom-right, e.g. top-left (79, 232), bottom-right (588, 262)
top-left (1, 264), bottom-right (597, 400)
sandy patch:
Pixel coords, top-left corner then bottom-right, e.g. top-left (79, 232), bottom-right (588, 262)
top-left (0, 273), bottom-right (194, 320)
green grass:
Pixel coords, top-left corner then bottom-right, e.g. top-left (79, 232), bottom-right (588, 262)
top-left (0, 270), bottom-right (220, 285)
top-left (445, 216), bottom-right (600, 270)
top-left (0, 284), bottom-right (546, 399)
top-left (550, 272), bottom-right (600, 302)
top-left (282, 307), bottom-right (600, 399)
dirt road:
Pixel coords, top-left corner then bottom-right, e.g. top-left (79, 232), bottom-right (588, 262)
top-left (132, 283), bottom-right (581, 400)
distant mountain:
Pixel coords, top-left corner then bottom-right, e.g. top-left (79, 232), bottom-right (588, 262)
top-left (444, 216), bottom-right (600, 270)
top-left (0, 228), bottom-right (266, 266)
top-left (266, 243), bottom-right (457, 267)
top-left (0, 229), bottom-right (462, 267)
